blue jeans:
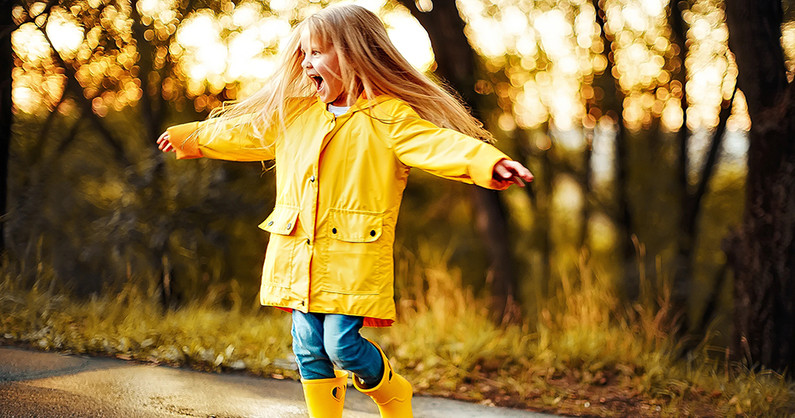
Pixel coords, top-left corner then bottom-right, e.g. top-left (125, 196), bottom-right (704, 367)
top-left (291, 310), bottom-right (384, 385)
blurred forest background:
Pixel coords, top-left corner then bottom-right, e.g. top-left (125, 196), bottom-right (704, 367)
top-left (3, 0), bottom-right (795, 384)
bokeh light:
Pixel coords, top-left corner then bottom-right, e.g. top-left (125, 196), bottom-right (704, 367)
top-left (460, 0), bottom-right (602, 132)
top-left (12, 0), bottom-right (436, 114)
top-left (11, 0), bottom-right (793, 137)
top-left (456, 0), bottom-right (759, 135)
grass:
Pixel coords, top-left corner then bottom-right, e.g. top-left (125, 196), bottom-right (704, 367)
top-left (1, 251), bottom-right (793, 417)
top-left (0, 273), bottom-right (296, 379)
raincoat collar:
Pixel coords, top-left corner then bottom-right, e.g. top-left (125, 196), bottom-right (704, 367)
top-left (314, 94), bottom-right (393, 117)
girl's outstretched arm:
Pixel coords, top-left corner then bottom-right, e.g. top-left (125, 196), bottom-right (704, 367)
top-left (158, 118), bottom-right (275, 161)
top-left (385, 100), bottom-right (531, 190)
top-left (492, 159), bottom-right (534, 188)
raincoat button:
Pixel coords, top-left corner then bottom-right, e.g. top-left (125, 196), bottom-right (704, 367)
top-left (306, 239), bottom-right (310, 245)
top-left (309, 175), bottom-right (315, 182)
top-left (332, 228), bottom-right (337, 234)
top-left (286, 223), bottom-right (292, 229)
top-left (370, 230), bottom-right (376, 237)
top-left (267, 221), bottom-right (274, 226)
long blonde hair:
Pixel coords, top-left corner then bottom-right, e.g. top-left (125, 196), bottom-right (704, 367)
top-left (203, 4), bottom-right (494, 144)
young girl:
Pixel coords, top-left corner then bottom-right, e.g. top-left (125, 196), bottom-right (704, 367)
top-left (157, 4), bottom-right (533, 418)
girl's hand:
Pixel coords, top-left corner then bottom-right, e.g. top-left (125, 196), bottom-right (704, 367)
top-left (493, 159), bottom-right (534, 187)
top-left (157, 131), bottom-right (175, 152)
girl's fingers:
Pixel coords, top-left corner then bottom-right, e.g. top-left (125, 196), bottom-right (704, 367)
top-left (492, 160), bottom-right (535, 188)
top-left (494, 163), bottom-right (512, 179)
top-left (496, 160), bottom-right (534, 186)
top-left (156, 132), bottom-right (175, 152)
top-left (517, 166), bottom-right (534, 182)
top-left (508, 161), bottom-right (534, 182)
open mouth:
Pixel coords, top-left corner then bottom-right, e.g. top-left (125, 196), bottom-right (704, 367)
top-left (310, 75), bottom-right (324, 91)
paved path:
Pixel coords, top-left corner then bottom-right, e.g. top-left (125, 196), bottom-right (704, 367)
top-left (0, 346), bottom-right (557, 417)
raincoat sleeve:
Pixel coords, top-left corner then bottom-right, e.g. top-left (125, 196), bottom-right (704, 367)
top-left (166, 116), bottom-right (276, 162)
top-left (387, 103), bottom-right (510, 190)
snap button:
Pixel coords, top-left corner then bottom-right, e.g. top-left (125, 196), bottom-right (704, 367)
top-left (370, 230), bottom-right (376, 237)
top-left (286, 222), bottom-right (292, 229)
top-left (332, 228), bottom-right (337, 234)
top-left (309, 175), bottom-right (315, 182)
top-left (267, 221), bottom-right (274, 226)
top-left (306, 239), bottom-right (310, 245)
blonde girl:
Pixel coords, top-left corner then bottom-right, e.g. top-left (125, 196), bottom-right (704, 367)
top-left (157, 4), bottom-right (533, 418)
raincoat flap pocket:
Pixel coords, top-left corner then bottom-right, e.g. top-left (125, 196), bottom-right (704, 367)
top-left (328, 209), bottom-right (383, 243)
top-left (259, 206), bottom-right (299, 235)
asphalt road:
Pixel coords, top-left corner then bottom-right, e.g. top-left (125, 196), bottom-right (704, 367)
top-left (0, 346), bottom-right (557, 418)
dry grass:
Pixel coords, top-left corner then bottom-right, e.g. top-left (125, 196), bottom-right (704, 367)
top-left (1, 249), bottom-right (793, 417)
top-left (372, 247), bottom-right (794, 416)
top-left (0, 271), bottom-right (296, 379)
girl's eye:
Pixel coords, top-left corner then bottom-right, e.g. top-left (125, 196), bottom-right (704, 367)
top-left (311, 51), bottom-right (321, 57)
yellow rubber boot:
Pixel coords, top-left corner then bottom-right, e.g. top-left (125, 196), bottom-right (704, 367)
top-left (353, 340), bottom-right (413, 418)
top-left (301, 370), bottom-right (348, 418)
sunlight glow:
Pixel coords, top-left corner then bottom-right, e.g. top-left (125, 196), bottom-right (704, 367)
top-left (166, 0), bottom-right (433, 108)
top-left (684, 0), bottom-right (733, 131)
top-left (383, 10), bottom-right (434, 72)
top-left (552, 175), bottom-right (584, 215)
top-left (45, 9), bottom-right (84, 59)
top-left (232, 2), bottom-right (260, 27)
top-left (137, 0), bottom-right (177, 23)
top-left (459, 0), bottom-right (601, 130)
top-left (456, 0), bottom-right (744, 133)
top-left (172, 1), bottom-right (432, 103)
top-left (10, 0), bottom-right (761, 138)
top-left (270, 0), bottom-right (298, 13)
top-left (12, 22), bottom-right (50, 62)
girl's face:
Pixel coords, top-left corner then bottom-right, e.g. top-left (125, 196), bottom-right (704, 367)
top-left (300, 29), bottom-right (352, 106)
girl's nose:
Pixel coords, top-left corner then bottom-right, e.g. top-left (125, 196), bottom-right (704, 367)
top-left (302, 56), bottom-right (311, 69)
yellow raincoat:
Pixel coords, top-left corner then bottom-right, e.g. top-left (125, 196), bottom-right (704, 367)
top-left (167, 95), bottom-right (509, 326)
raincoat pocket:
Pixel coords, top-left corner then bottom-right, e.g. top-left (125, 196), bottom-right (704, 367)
top-left (260, 206), bottom-right (300, 289)
top-left (321, 209), bottom-right (386, 295)
top-left (328, 209), bottom-right (383, 242)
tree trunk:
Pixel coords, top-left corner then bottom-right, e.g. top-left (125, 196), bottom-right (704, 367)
top-left (130, 0), bottom-right (173, 309)
top-left (537, 141), bottom-right (552, 294)
top-left (579, 133), bottom-right (592, 251)
top-left (668, 0), bottom-right (693, 332)
top-left (514, 128), bottom-right (551, 295)
top-left (0, 0), bottom-right (13, 253)
top-left (397, 0), bottom-right (521, 321)
top-left (592, 0), bottom-right (637, 300)
top-left (724, 0), bottom-right (795, 372)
